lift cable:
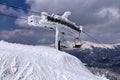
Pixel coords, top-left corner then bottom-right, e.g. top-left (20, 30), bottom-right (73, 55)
top-left (0, 2), bottom-right (41, 15)
top-left (0, 12), bottom-right (27, 20)
top-left (82, 31), bottom-right (109, 59)
top-left (82, 31), bottom-right (106, 47)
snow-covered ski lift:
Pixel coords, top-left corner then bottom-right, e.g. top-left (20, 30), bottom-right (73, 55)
top-left (28, 11), bottom-right (83, 50)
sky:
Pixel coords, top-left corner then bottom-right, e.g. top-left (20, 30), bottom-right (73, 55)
top-left (0, 0), bottom-right (120, 45)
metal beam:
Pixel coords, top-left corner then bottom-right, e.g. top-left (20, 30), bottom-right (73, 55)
top-left (46, 15), bottom-right (81, 32)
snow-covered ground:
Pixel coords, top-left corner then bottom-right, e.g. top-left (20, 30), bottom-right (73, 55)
top-left (0, 41), bottom-right (108, 80)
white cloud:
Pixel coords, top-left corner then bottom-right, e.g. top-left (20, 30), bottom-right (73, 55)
top-left (0, 4), bottom-right (28, 27)
top-left (25, 0), bottom-right (96, 14)
top-left (0, 29), bottom-right (55, 45)
top-left (98, 7), bottom-right (120, 19)
top-left (15, 15), bottom-right (29, 27)
top-left (0, 30), bottom-right (34, 39)
top-left (0, 4), bottom-right (25, 16)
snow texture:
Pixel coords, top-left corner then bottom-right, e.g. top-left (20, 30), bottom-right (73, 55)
top-left (0, 41), bottom-right (108, 80)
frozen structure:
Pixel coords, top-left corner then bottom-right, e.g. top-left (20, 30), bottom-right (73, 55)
top-left (28, 11), bottom-right (82, 49)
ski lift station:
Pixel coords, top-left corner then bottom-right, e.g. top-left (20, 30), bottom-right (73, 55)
top-left (28, 11), bottom-right (83, 50)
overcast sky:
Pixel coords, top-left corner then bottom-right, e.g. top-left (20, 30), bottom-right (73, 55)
top-left (0, 0), bottom-right (120, 45)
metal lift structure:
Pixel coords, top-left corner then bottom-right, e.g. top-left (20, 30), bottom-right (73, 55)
top-left (28, 11), bottom-right (83, 50)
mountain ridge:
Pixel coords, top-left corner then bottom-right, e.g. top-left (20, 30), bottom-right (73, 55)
top-left (62, 41), bottom-right (120, 67)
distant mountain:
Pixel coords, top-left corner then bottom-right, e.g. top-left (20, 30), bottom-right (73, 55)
top-left (62, 41), bottom-right (120, 67)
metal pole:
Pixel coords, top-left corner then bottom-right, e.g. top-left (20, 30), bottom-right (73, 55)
top-left (55, 26), bottom-right (59, 50)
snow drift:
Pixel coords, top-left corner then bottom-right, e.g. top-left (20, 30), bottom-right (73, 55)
top-left (0, 41), bottom-right (108, 80)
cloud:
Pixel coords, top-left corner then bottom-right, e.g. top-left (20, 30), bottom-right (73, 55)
top-left (0, 29), bottom-right (55, 45)
top-left (0, 29), bottom-right (34, 39)
top-left (0, 4), bottom-right (28, 27)
top-left (15, 15), bottom-right (28, 27)
top-left (0, 4), bottom-right (25, 16)
top-left (97, 7), bottom-right (120, 19)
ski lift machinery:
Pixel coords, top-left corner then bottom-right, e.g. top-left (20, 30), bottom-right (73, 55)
top-left (28, 11), bottom-right (83, 50)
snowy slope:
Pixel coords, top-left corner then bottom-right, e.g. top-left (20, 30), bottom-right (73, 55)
top-left (0, 41), bottom-right (108, 80)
